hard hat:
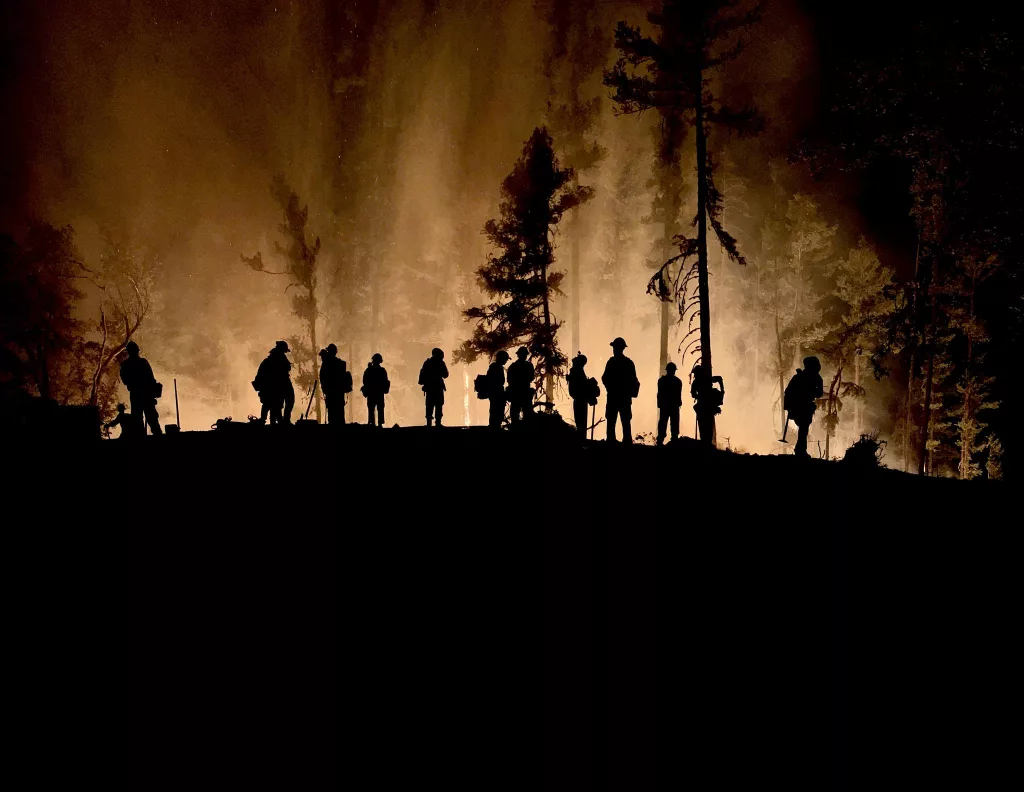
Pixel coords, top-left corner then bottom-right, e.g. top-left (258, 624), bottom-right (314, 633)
top-left (610, 337), bottom-right (627, 349)
top-left (327, 343), bottom-right (338, 355)
top-left (125, 341), bottom-right (140, 354)
top-left (275, 340), bottom-right (290, 353)
top-left (496, 350), bottom-right (510, 362)
top-left (516, 346), bottom-right (529, 358)
top-left (372, 353), bottom-right (383, 363)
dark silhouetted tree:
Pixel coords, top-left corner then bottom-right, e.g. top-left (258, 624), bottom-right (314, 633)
top-left (803, 17), bottom-right (1024, 474)
top-left (84, 240), bottom-right (153, 412)
top-left (809, 238), bottom-right (895, 459)
top-left (455, 127), bottom-right (593, 409)
top-left (243, 176), bottom-right (323, 422)
top-left (748, 192), bottom-right (833, 435)
top-left (605, 0), bottom-right (762, 445)
top-left (0, 223), bottom-right (86, 402)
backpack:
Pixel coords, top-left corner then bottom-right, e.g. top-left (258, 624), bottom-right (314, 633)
top-left (783, 370), bottom-right (802, 412)
top-left (587, 377), bottom-right (600, 406)
top-left (341, 370), bottom-right (353, 394)
top-left (474, 374), bottom-right (489, 400)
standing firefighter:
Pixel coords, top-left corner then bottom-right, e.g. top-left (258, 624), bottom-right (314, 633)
top-left (602, 337), bottom-right (640, 443)
top-left (119, 341), bottom-right (162, 435)
top-left (657, 362), bottom-right (683, 446)
top-left (319, 344), bottom-right (352, 425)
top-left (690, 364), bottom-right (725, 446)
top-left (567, 352), bottom-right (599, 441)
top-left (784, 356), bottom-right (824, 458)
top-left (419, 347), bottom-right (449, 427)
top-left (506, 346), bottom-right (535, 424)
top-left (486, 351), bottom-right (509, 429)
top-left (361, 353), bottom-right (390, 427)
top-left (253, 340), bottom-right (294, 425)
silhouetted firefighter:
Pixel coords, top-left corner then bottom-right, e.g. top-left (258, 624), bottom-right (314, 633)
top-left (602, 337), bottom-right (639, 443)
top-left (362, 353), bottom-right (389, 427)
top-left (485, 351), bottom-right (509, 428)
top-left (319, 344), bottom-right (352, 425)
top-left (507, 346), bottom-right (535, 424)
top-left (657, 362), bottom-right (683, 446)
top-left (253, 340), bottom-right (294, 425)
top-left (567, 352), bottom-right (599, 440)
top-left (120, 341), bottom-right (162, 435)
top-left (104, 403), bottom-right (141, 439)
top-left (419, 348), bottom-right (449, 426)
top-left (690, 364), bottom-right (724, 446)
top-left (784, 356), bottom-right (824, 458)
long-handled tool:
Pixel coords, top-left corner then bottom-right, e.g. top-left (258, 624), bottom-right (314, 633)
top-left (780, 412), bottom-right (790, 443)
top-left (174, 378), bottom-right (180, 430)
top-left (304, 379), bottom-right (319, 420)
top-left (590, 403), bottom-right (595, 440)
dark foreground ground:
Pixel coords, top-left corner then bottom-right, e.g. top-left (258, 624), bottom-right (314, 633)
top-left (3, 423), bottom-right (1017, 790)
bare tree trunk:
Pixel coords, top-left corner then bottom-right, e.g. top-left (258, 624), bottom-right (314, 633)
top-left (918, 260), bottom-right (939, 476)
top-left (309, 314), bottom-right (322, 422)
top-left (853, 353), bottom-right (862, 439)
top-left (958, 379), bottom-right (973, 479)
top-left (958, 274), bottom-right (977, 479)
top-left (920, 339), bottom-right (935, 476)
top-left (752, 255), bottom-right (761, 397)
top-left (793, 248), bottom-right (803, 368)
top-left (89, 310), bottom-right (109, 406)
top-left (660, 199), bottom-right (672, 370)
top-left (541, 261), bottom-right (555, 410)
top-left (903, 361), bottom-right (915, 472)
top-left (571, 200), bottom-right (581, 357)
top-left (694, 75), bottom-right (714, 446)
top-left (776, 314), bottom-right (785, 435)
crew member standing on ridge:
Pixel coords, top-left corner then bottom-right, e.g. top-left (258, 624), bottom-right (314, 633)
top-left (319, 344), bottom-right (351, 425)
top-left (783, 356), bottom-right (824, 458)
top-left (419, 347), bottom-right (449, 427)
top-left (690, 363), bottom-right (725, 446)
top-left (362, 353), bottom-right (390, 427)
top-left (567, 352), bottom-right (598, 440)
top-left (486, 350), bottom-right (509, 429)
top-left (657, 361), bottom-right (683, 446)
top-left (506, 346), bottom-right (535, 425)
top-left (253, 340), bottom-right (293, 425)
top-left (601, 337), bottom-right (639, 443)
top-left (120, 341), bottom-right (162, 435)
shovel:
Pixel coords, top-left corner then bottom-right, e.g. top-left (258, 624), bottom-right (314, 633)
top-left (779, 413), bottom-right (790, 443)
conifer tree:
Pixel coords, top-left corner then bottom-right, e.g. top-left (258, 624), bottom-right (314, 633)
top-left (810, 238), bottom-right (895, 458)
top-left (604, 0), bottom-right (762, 444)
top-left (455, 128), bottom-right (593, 408)
top-left (749, 193), bottom-right (834, 434)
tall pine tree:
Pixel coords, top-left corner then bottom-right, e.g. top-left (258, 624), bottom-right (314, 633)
top-left (455, 128), bottom-right (593, 409)
top-left (604, 0), bottom-right (762, 445)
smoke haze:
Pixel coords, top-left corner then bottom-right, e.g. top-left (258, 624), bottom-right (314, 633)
top-left (4, 0), bottom-right (892, 454)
